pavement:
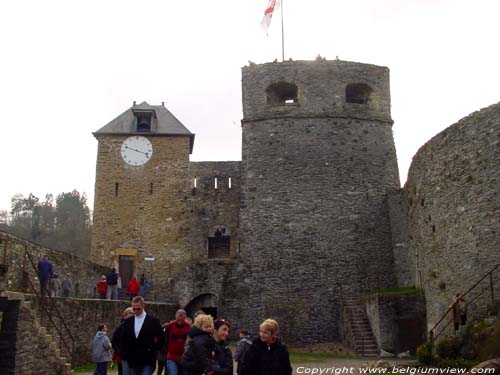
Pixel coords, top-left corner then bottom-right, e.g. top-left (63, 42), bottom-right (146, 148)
top-left (76, 357), bottom-right (416, 375)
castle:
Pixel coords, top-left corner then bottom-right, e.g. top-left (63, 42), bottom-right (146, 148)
top-left (91, 58), bottom-right (500, 345)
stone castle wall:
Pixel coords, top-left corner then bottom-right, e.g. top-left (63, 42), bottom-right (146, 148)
top-left (403, 102), bottom-right (500, 332)
top-left (0, 230), bottom-right (109, 298)
top-left (234, 60), bottom-right (401, 343)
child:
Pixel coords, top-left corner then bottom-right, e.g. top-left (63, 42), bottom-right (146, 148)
top-left (181, 314), bottom-right (214, 375)
top-left (234, 329), bottom-right (252, 374)
top-left (91, 324), bottom-right (112, 375)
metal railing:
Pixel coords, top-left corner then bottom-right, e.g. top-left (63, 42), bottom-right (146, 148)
top-left (0, 233), bottom-right (76, 363)
top-left (429, 263), bottom-right (500, 344)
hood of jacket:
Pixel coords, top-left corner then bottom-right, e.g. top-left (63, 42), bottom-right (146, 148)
top-left (188, 324), bottom-right (210, 339)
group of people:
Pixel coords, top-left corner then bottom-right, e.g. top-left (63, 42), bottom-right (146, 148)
top-left (37, 254), bottom-right (74, 297)
top-left (96, 270), bottom-right (151, 300)
top-left (91, 296), bottom-right (292, 375)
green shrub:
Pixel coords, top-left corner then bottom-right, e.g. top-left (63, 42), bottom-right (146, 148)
top-left (416, 342), bottom-right (435, 365)
top-left (435, 337), bottom-right (461, 359)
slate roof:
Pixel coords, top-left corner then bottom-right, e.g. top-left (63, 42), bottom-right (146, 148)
top-left (93, 101), bottom-right (195, 153)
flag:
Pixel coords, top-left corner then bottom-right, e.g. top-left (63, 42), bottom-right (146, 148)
top-left (261, 0), bottom-right (280, 32)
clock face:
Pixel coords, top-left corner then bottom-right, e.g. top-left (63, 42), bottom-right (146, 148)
top-left (120, 136), bottom-right (153, 166)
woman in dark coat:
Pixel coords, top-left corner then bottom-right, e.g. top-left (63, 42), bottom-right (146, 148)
top-left (239, 319), bottom-right (292, 375)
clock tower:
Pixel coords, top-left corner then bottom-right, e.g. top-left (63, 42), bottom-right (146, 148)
top-left (91, 101), bottom-right (195, 291)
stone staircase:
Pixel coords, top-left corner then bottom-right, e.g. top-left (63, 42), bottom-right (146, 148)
top-left (344, 298), bottom-right (379, 357)
top-left (1, 291), bottom-right (74, 375)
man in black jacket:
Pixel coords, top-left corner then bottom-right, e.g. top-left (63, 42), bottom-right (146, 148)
top-left (106, 267), bottom-right (118, 300)
top-left (117, 296), bottom-right (164, 375)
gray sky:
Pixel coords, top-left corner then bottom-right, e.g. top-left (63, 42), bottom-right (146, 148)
top-left (1, 0), bottom-right (499, 212)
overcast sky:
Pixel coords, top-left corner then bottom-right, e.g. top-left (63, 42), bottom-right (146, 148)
top-left (1, 0), bottom-right (499, 213)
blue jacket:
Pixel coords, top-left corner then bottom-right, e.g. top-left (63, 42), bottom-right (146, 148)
top-left (37, 259), bottom-right (53, 280)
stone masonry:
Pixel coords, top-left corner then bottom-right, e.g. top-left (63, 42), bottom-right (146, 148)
top-left (403, 102), bottom-right (500, 333)
top-left (88, 59), bottom-right (499, 346)
top-left (0, 230), bottom-right (109, 298)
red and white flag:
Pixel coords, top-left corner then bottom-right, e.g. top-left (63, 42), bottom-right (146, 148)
top-left (261, 0), bottom-right (281, 32)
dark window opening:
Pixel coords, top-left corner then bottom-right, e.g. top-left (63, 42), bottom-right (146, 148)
top-left (137, 115), bottom-right (152, 132)
top-left (346, 83), bottom-right (373, 104)
top-left (115, 183), bottom-right (119, 197)
top-left (266, 82), bottom-right (298, 105)
top-left (150, 183), bottom-right (153, 195)
top-left (208, 226), bottom-right (230, 258)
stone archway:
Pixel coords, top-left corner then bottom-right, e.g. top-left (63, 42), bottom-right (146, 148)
top-left (184, 293), bottom-right (218, 319)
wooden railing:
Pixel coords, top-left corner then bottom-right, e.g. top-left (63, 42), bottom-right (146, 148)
top-left (429, 263), bottom-right (500, 344)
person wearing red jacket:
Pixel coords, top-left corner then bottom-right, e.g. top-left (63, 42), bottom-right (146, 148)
top-left (97, 275), bottom-right (107, 299)
top-left (127, 276), bottom-right (140, 300)
top-left (163, 309), bottom-right (190, 375)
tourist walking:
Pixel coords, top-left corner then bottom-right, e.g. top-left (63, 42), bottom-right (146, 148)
top-left (114, 296), bottom-right (164, 375)
top-left (61, 275), bottom-right (73, 297)
top-left (451, 293), bottom-right (467, 331)
top-left (97, 275), bottom-right (107, 299)
top-left (161, 309), bottom-right (190, 375)
top-left (239, 319), bottom-right (292, 375)
top-left (234, 329), bottom-right (252, 374)
top-left (117, 273), bottom-right (122, 298)
top-left (91, 324), bottom-right (112, 375)
top-left (181, 314), bottom-right (215, 375)
top-left (210, 318), bottom-right (233, 375)
top-left (127, 276), bottom-right (140, 300)
top-left (106, 268), bottom-right (119, 300)
top-left (112, 307), bottom-right (135, 375)
top-left (37, 254), bottom-right (53, 296)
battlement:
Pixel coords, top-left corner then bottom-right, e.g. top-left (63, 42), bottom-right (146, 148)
top-left (241, 59), bottom-right (391, 123)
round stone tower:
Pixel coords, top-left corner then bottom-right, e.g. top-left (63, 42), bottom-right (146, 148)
top-left (237, 59), bottom-right (400, 342)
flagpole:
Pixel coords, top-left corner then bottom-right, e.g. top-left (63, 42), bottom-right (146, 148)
top-left (281, 0), bottom-right (285, 61)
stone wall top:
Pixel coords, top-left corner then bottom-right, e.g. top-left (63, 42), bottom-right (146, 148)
top-left (241, 59), bottom-right (391, 122)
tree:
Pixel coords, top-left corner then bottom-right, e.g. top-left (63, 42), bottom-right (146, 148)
top-left (54, 190), bottom-right (91, 257)
top-left (6, 190), bottom-right (91, 257)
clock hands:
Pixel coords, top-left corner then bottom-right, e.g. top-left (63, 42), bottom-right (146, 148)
top-left (124, 145), bottom-right (150, 157)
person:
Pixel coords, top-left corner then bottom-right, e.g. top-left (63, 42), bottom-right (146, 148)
top-left (97, 275), bottom-right (108, 299)
top-left (49, 273), bottom-right (61, 297)
top-left (162, 309), bottom-right (190, 375)
top-left (112, 307), bottom-right (135, 375)
top-left (451, 293), bottom-right (467, 331)
top-left (117, 273), bottom-right (123, 299)
top-left (61, 275), bottom-right (73, 297)
top-left (37, 254), bottom-right (53, 296)
top-left (139, 273), bottom-right (151, 297)
top-left (116, 296), bottom-right (164, 375)
top-left (239, 319), bottom-right (292, 375)
top-left (234, 329), bottom-right (252, 375)
top-left (107, 267), bottom-right (119, 300)
top-left (210, 318), bottom-right (233, 375)
top-left (156, 334), bottom-right (167, 375)
top-left (91, 323), bottom-right (113, 375)
top-left (127, 276), bottom-right (140, 300)
top-left (181, 313), bottom-right (215, 375)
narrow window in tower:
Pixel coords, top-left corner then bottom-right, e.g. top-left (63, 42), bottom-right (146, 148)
top-left (194, 177), bottom-right (197, 188)
top-left (345, 83), bottom-right (373, 104)
top-left (115, 183), bottom-right (119, 197)
top-left (208, 225), bottom-right (231, 258)
top-left (228, 177), bottom-right (232, 189)
top-left (266, 82), bottom-right (298, 105)
top-left (150, 183), bottom-right (153, 195)
top-left (214, 177), bottom-right (218, 189)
